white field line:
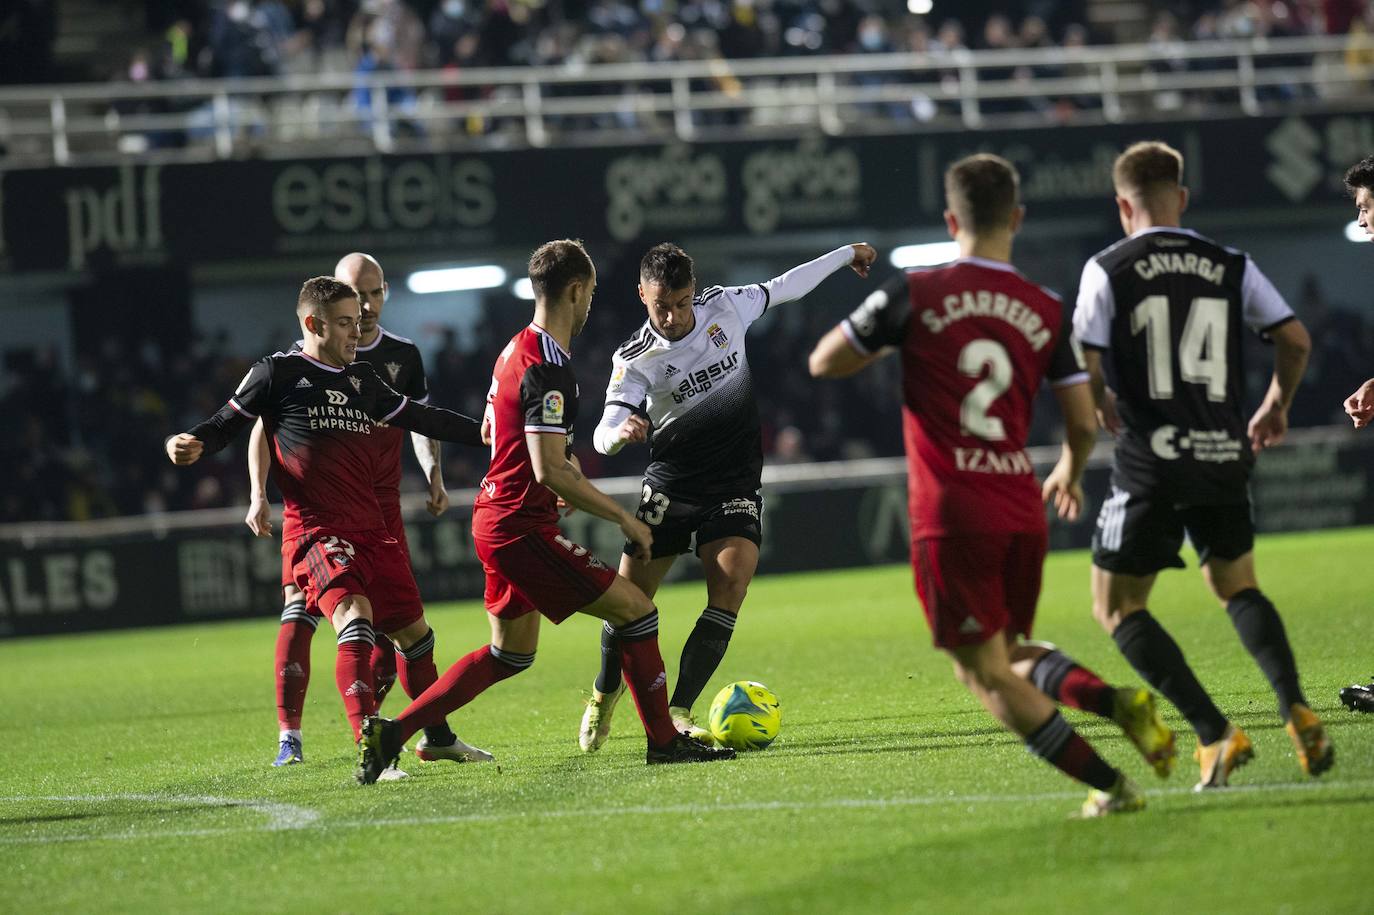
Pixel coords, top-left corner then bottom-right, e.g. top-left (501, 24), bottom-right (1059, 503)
top-left (1, 779), bottom-right (1368, 847)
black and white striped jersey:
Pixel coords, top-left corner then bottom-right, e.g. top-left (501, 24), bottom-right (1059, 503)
top-left (1074, 227), bottom-right (1295, 502)
top-left (595, 245), bottom-right (857, 500)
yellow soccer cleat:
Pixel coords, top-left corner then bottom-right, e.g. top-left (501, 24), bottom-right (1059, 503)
top-left (579, 682), bottom-right (625, 753)
top-left (1112, 687), bottom-right (1176, 779)
top-left (1193, 724), bottom-right (1254, 790)
top-left (1080, 774), bottom-right (1146, 818)
top-left (1285, 703), bottom-right (1334, 777)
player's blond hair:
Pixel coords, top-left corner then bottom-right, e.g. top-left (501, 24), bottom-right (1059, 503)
top-left (1113, 141), bottom-right (1184, 198)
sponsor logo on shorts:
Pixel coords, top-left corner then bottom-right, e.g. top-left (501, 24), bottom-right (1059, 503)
top-left (719, 498), bottom-right (760, 520)
top-left (959, 616), bottom-right (983, 635)
top-left (542, 390), bottom-right (565, 424)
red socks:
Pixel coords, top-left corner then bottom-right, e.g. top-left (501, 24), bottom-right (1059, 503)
top-left (613, 611), bottom-right (679, 748)
top-left (1029, 648), bottom-right (1117, 719)
top-left (275, 599), bottom-right (316, 732)
top-left (395, 643), bottom-right (532, 743)
top-left (372, 639), bottom-right (398, 704)
top-left (334, 618), bottom-right (377, 741)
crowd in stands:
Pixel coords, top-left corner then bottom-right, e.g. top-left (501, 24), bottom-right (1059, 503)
top-left (3, 269), bottom-right (1369, 524)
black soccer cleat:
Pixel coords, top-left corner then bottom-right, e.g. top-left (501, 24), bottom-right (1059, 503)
top-left (1338, 677), bottom-right (1374, 713)
top-left (356, 716), bottom-right (404, 785)
top-left (646, 732), bottom-right (737, 765)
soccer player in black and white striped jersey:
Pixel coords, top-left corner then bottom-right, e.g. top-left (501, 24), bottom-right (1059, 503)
top-left (577, 241), bottom-right (877, 749)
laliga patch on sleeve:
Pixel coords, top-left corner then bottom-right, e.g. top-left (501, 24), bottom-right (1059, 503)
top-left (542, 391), bottom-right (566, 424)
top-left (609, 364), bottom-right (626, 390)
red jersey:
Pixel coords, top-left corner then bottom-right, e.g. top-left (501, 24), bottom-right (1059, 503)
top-left (842, 257), bottom-right (1087, 538)
top-left (472, 324), bottom-right (579, 546)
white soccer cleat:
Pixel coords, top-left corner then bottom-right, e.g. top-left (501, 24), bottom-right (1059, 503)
top-left (376, 764), bottom-right (410, 781)
top-left (580, 683), bottom-right (625, 752)
top-left (1080, 774), bottom-right (1145, 818)
top-left (415, 733), bottom-right (495, 763)
top-left (669, 705), bottom-right (715, 744)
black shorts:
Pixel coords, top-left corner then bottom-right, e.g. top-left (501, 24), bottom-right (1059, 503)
top-left (1091, 484), bottom-right (1254, 576)
top-left (623, 484), bottom-right (763, 560)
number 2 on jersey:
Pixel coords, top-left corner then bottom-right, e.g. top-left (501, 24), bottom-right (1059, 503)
top-left (958, 339), bottom-right (1012, 442)
top-left (1131, 295), bottom-right (1228, 402)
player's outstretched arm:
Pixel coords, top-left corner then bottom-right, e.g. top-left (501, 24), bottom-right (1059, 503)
top-left (592, 402), bottom-right (650, 456)
top-left (1042, 382), bottom-right (1098, 521)
top-left (390, 400), bottom-right (485, 448)
top-left (762, 243), bottom-right (877, 307)
top-left (527, 431), bottom-right (653, 559)
top-left (808, 324), bottom-right (882, 378)
top-left (1248, 319), bottom-right (1311, 450)
top-left (1344, 378), bottom-right (1374, 428)
top-left (244, 418), bottom-right (274, 537)
top-left (167, 396), bottom-right (257, 465)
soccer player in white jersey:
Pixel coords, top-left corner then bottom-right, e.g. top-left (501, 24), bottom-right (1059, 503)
top-left (577, 241), bottom-right (877, 749)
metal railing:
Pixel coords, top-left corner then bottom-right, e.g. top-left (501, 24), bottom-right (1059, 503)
top-left (0, 34), bottom-right (1371, 166)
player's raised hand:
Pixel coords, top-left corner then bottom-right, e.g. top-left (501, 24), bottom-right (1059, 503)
top-left (245, 496), bottom-right (274, 537)
top-left (621, 513), bottom-right (654, 561)
top-left (1343, 378), bottom-right (1374, 428)
top-left (1041, 462), bottom-right (1084, 521)
top-left (426, 478), bottom-right (450, 517)
top-left (1248, 401), bottom-right (1288, 451)
top-left (166, 433), bottom-right (203, 465)
top-left (616, 414), bottom-right (651, 446)
top-left (848, 243), bottom-right (878, 278)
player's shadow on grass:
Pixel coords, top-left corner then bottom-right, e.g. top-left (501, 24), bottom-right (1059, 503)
top-left (1159, 791), bottom-right (1374, 818)
top-left (0, 803), bottom-right (225, 827)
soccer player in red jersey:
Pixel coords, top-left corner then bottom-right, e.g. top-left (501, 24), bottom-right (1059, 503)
top-left (246, 253), bottom-right (488, 771)
top-left (355, 240), bottom-right (736, 783)
top-left (808, 154), bottom-right (1172, 816)
top-left (167, 277), bottom-right (487, 754)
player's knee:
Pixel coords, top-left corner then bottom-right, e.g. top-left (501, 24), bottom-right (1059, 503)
top-left (489, 644), bottom-right (535, 675)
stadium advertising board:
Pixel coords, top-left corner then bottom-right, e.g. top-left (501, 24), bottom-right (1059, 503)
top-left (2, 429), bottom-right (1369, 637)
top-left (1, 111), bottom-right (1365, 274)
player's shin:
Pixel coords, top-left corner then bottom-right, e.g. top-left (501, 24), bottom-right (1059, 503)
top-left (594, 621), bottom-right (622, 695)
top-left (396, 628), bottom-right (456, 745)
top-left (1225, 589), bottom-right (1306, 719)
top-left (335, 617), bottom-right (377, 741)
top-left (668, 606), bottom-right (736, 712)
top-left (1024, 710), bottom-right (1121, 792)
top-left (614, 609), bottom-right (680, 747)
top-left (1026, 646), bottom-right (1116, 718)
top-left (393, 644), bottom-right (532, 744)
top-left (372, 639), bottom-right (398, 705)
top-left (276, 597), bottom-right (316, 737)
top-left (1112, 610), bottom-right (1230, 744)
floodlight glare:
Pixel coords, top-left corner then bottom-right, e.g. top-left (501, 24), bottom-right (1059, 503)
top-left (406, 265), bottom-right (508, 294)
top-left (889, 241), bottom-right (961, 268)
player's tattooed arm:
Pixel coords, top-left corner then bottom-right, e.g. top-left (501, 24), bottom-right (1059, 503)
top-left (528, 431), bottom-right (652, 557)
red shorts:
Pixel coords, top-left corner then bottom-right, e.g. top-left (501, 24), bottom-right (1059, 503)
top-left (286, 527), bottom-right (424, 633)
top-left (912, 531), bottom-right (1046, 649)
top-left (476, 527), bottom-right (617, 624)
top-left (280, 506), bottom-right (410, 598)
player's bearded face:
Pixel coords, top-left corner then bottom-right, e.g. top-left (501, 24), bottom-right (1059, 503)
top-left (642, 282), bottom-right (695, 341)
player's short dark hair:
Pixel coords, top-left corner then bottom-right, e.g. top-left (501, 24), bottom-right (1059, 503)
top-left (1113, 141), bottom-right (1184, 197)
top-left (639, 243), bottom-right (695, 290)
top-left (527, 239), bottom-right (594, 301)
top-left (297, 276), bottom-right (357, 314)
top-left (1344, 156), bottom-right (1374, 197)
top-left (944, 154), bottom-right (1019, 233)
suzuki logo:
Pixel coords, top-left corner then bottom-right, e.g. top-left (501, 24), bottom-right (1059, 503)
top-left (1265, 117), bottom-right (1323, 202)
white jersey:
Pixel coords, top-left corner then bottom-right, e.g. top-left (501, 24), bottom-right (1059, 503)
top-left (596, 246), bottom-right (856, 500)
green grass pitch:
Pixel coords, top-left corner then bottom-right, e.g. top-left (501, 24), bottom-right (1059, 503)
top-left (4, 528), bottom-right (1371, 913)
